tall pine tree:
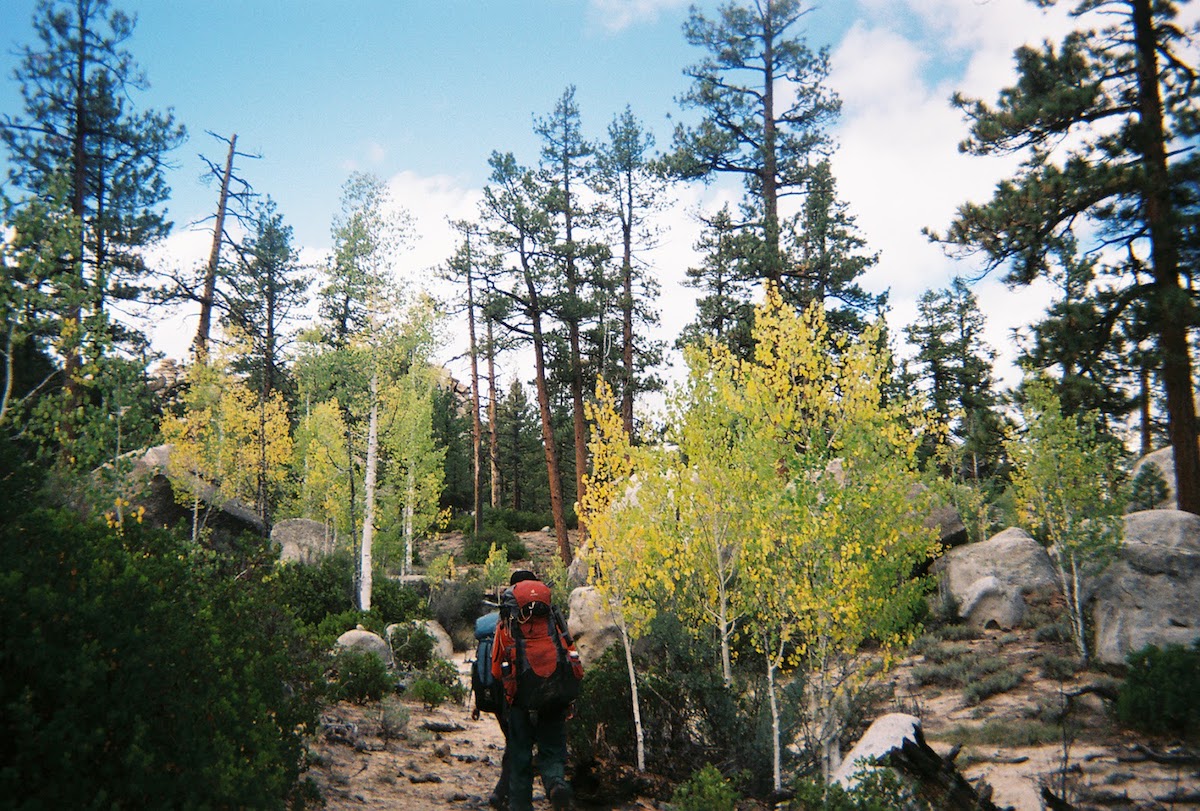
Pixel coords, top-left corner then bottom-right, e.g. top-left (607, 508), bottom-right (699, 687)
top-left (930, 0), bottom-right (1200, 513)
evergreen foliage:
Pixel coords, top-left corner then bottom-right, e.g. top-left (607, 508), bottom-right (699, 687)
top-left (1116, 642), bottom-right (1200, 739)
top-left (0, 508), bottom-right (321, 808)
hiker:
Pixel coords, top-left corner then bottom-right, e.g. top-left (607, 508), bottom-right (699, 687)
top-left (474, 569), bottom-right (538, 810)
top-left (491, 572), bottom-right (583, 811)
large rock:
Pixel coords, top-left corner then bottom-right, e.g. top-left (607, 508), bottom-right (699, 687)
top-left (834, 713), bottom-right (922, 788)
top-left (908, 483), bottom-right (968, 550)
top-left (271, 518), bottom-right (329, 563)
top-left (834, 713), bottom-right (1002, 809)
top-left (936, 527), bottom-right (1058, 629)
top-left (423, 620), bottom-right (455, 659)
top-left (1091, 509), bottom-right (1200, 666)
top-left (567, 586), bottom-right (622, 668)
top-left (336, 627), bottom-right (393, 667)
top-left (125, 444), bottom-right (264, 547)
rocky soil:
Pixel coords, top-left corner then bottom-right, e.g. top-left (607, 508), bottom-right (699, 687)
top-left (301, 532), bottom-right (1199, 810)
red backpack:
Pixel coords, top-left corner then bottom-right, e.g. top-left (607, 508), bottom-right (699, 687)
top-left (498, 580), bottom-right (584, 710)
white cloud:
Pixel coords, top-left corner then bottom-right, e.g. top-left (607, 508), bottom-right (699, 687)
top-left (586, 0), bottom-right (689, 33)
top-left (825, 3), bottom-right (1081, 391)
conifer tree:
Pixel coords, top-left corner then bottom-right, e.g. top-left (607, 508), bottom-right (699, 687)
top-left (1, 0), bottom-right (185, 388)
top-left (930, 0), bottom-right (1200, 513)
top-left (905, 278), bottom-right (1007, 485)
top-left (666, 0), bottom-right (840, 285)
top-left (594, 106), bottom-right (666, 435)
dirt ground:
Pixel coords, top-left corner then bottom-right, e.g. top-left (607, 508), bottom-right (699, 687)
top-left (304, 653), bottom-right (664, 811)
top-left (303, 533), bottom-right (1199, 810)
top-left (884, 627), bottom-right (1200, 810)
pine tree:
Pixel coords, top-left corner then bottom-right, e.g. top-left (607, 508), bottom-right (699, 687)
top-left (905, 278), bottom-right (1007, 485)
top-left (593, 106), bottom-right (666, 436)
top-left (784, 160), bottom-right (885, 338)
top-left (676, 204), bottom-right (757, 357)
top-left (222, 198), bottom-right (310, 405)
top-left (1, 0), bottom-right (185, 384)
top-left (930, 0), bottom-right (1200, 513)
top-left (666, 0), bottom-right (840, 284)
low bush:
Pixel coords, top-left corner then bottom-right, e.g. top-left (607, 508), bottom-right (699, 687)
top-left (1116, 642), bottom-right (1200, 739)
top-left (389, 623), bottom-right (436, 670)
top-left (327, 649), bottom-right (393, 704)
top-left (406, 677), bottom-right (451, 709)
top-left (963, 669), bottom-right (1024, 705)
top-left (462, 522), bottom-right (528, 564)
top-left (792, 770), bottom-right (927, 810)
top-left (567, 614), bottom-right (778, 794)
top-left (429, 577), bottom-right (486, 642)
top-left (670, 764), bottom-right (739, 811)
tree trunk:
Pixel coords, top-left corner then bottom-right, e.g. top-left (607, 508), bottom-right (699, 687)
top-left (359, 372), bottom-right (378, 612)
top-left (618, 617), bottom-right (646, 772)
top-left (486, 315), bottom-right (501, 510)
top-left (1139, 364), bottom-right (1152, 458)
top-left (1132, 0), bottom-right (1200, 515)
top-left (766, 655), bottom-right (783, 792)
top-left (466, 244), bottom-right (484, 536)
top-left (194, 133), bottom-right (236, 360)
top-left (760, 6), bottom-right (781, 285)
top-left (404, 465), bottom-right (416, 576)
top-left (531, 317), bottom-right (572, 565)
top-left (621, 198), bottom-right (635, 436)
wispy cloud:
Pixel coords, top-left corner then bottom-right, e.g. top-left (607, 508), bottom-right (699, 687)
top-left (587, 0), bottom-right (688, 33)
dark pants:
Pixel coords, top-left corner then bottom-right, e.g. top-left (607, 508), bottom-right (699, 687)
top-left (491, 711), bottom-right (510, 806)
top-left (505, 703), bottom-right (570, 811)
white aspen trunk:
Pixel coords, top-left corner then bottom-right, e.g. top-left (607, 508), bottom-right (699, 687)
top-left (359, 373), bottom-right (379, 612)
top-left (403, 465), bottom-right (416, 576)
top-left (618, 619), bottom-right (646, 772)
top-left (767, 656), bottom-right (783, 793)
top-left (717, 574), bottom-right (733, 688)
top-left (192, 495), bottom-right (201, 545)
top-left (1069, 552), bottom-right (1089, 666)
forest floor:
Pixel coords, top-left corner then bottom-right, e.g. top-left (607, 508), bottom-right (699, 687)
top-left (301, 532), bottom-right (1200, 810)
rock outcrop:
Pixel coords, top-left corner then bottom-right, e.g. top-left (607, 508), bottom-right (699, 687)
top-left (936, 527), bottom-right (1058, 629)
top-left (567, 586), bottom-right (622, 668)
top-left (335, 627), bottom-right (393, 666)
top-left (124, 444), bottom-right (264, 547)
top-left (835, 713), bottom-right (1003, 810)
top-left (271, 518), bottom-right (329, 563)
top-left (1091, 509), bottom-right (1200, 665)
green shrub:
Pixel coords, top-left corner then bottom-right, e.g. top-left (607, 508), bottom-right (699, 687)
top-left (963, 669), bottom-right (1024, 705)
top-left (568, 614), bottom-right (777, 793)
top-left (406, 677), bottom-right (451, 709)
top-left (378, 695), bottom-right (411, 740)
top-left (389, 622), bottom-right (436, 669)
top-left (1037, 652), bottom-right (1081, 681)
top-left (274, 553), bottom-right (357, 626)
top-left (1116, 642), bottom-right (1200, 738)
top-left (792, 769), bottom-right (927, 810)
top-left (462, 522), bottom-right (527, 563)
top-left (429, 577), bottom-right (485, 642)
top-left (373, 577), bottom-right (427, 624)
top-left (312, 609), bottom-right (377, 648)
top-left (671, 764), bottom-right (739, 811)
top-left (327, 649), bottom-right (393, 704)
top-left (419, 657), bottom-right (468, 703)
top-left (0, 509), bottom-right (322, 808)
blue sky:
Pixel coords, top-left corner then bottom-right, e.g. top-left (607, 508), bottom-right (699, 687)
top-left (2, 0), bottom-right (1130, 398)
